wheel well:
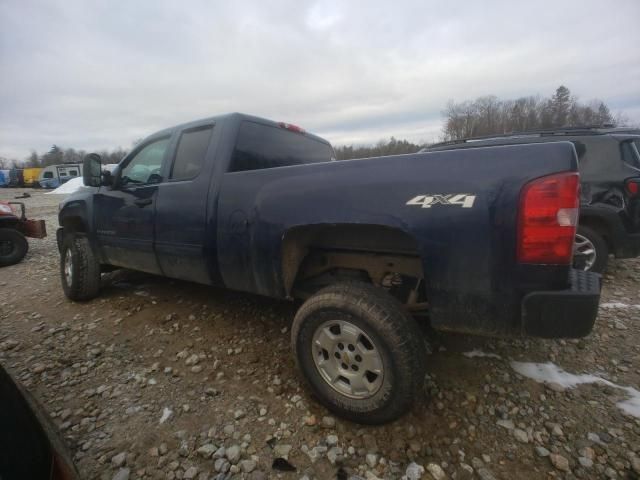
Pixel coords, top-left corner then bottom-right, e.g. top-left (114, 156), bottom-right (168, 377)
top-left (61, 216), bottom-right (86, 234)
top-left (282, 224), bottom-right (426, 309)
top-left (579, 215), bottom-right (613, 249)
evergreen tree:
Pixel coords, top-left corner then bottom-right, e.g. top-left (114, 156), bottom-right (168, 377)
top-left (597, 102), bottom-right (612, 125)
top-left (551, 85), bottom-right (571, 126)
top-left (43, 145), bottom-right (64, 166)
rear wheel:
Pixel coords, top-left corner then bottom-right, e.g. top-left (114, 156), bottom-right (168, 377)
top-left (60, 235), bottom-right (101, 300)
top-left (291, 282), bottom-right (426, 424)
top-left (0, 228), bottom-right (28, 266)
top-left (573, 225), bottom-right (608, 273)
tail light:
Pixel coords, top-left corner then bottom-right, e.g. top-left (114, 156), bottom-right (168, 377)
top-left (517, 172), bottom-right (580, 264)
top-left (626, 178), bottom-right (639, 197)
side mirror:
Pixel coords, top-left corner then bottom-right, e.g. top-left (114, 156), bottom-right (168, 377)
top-left (83, 153), bottom-right (103, 187)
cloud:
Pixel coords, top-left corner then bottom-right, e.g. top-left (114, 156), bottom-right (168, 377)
top-left (1, 0), bottom-right (639, 159)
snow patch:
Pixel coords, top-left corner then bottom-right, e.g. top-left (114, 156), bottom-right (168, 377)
top-left (600, 302), bottom-right (640, 309)
top-left (511, 361), bottom-right (640, 418)
top-left (463, 349), bottom-right (501, 359)
top-left (617, 391), bottom-right (640, 418)
top-left (45, 177), bottom-right (88, 195)
top-left (511, 362), bottom-right (607, 388)
top-left (45, 164), bottom-right (118, 196)
top-left (159, 407), bottom-right (173, 424)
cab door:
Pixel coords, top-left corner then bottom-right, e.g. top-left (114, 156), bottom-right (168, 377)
top-left (154, 123), bottom-right (217, 284)
top-left (94, 136), bottom-right (171, 274)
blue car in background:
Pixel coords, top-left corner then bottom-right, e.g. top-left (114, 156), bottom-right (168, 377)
top-left (0, 170), bottom-right (9, 187)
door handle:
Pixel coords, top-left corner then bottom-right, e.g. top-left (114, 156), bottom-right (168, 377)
top-left (134, 198), bottom-right (152, 207)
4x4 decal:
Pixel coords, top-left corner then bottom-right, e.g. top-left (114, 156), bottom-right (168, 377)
top-left (406, 194), bottom-right (476, 208)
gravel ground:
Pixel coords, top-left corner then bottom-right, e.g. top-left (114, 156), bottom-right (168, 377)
top-left (1, 188), bottom-right (639, 480)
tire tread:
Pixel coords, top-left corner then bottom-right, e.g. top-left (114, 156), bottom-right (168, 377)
top-left (292, 281), bottom-right (426, 424)
top-left (0, 228), bottom-right (28, 266)
top-left (61, 235), bottom-right (100, 301)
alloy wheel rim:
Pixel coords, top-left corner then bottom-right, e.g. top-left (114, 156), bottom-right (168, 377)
top-left (573, 233), bottom-right (597, 270)
top-left (64, 253), bottom-right (73, 285)
top-left (311, 319), bottom-right (384, 399)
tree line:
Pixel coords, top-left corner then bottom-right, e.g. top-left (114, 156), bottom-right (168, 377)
top-left (333, 85), bottom-right (630, 159)
top-left (0, 145), bottom-right (129, 170)
top-left (334, 137), bottom-right (422, 160)
top-left (1, 85), bottom-right (632, 165)
top-left (442, 85), bottom-right (627, 141)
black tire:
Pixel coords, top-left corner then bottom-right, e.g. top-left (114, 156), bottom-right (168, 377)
top-left (291, 282), bottom-right (427, 424)
top-left (573, 225), bottom-right (608, 273)
top-left (60, 235), bottom-right (101, 301)
top-left (0, 228), bottom-right (28, 266)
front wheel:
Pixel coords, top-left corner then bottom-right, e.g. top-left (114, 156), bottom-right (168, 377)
top-left (60, 235), bottom-right (101, 301)
top-left (0, 228), bottom-right (28, 266)
top-left (291, 282), bottom-right (427, 424)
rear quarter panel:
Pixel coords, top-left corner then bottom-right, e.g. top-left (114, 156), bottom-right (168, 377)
top-left (217, 141), bottom-right (578, 335)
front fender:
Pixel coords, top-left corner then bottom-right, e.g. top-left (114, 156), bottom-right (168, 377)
top-left (57, 192), bottom-right (100, 258)
top-left (58, 194), bottom-right (93, 234)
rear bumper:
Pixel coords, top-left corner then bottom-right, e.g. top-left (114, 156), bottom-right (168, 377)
top-left (522, 269), bottom-right (601, 338)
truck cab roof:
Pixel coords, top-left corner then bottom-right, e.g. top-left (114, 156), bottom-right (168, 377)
top-left (146, 112), bottom-right (332, 148)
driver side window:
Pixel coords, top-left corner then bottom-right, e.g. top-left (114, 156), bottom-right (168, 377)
top-left (120, 138), bottom-right (170, 186)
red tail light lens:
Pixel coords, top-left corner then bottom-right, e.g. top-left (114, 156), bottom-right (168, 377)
top-left (517, 172), bottom-right (580, 264)
top-left (626, 178), bottom-right (639, 197)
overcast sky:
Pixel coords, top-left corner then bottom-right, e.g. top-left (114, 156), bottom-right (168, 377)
top-left (1, 0), bottom-right (639, 160)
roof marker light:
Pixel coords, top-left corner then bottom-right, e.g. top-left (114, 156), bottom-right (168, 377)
top-left (278, 122), bottom-right (306, 134)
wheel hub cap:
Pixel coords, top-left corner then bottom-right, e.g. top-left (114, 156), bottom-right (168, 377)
top-left (573, 233), bottom-right (596, 270)
top-left (311, 319), bottom-right (384, 399)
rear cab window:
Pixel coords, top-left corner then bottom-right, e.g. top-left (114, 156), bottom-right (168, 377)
top-left (170, 125), bottom-right (214, 180)
top-left (230, 121), bottom-right (334, 172)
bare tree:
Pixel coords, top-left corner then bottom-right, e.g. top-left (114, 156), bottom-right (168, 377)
top-left (442, 86), bottom-right (624, 140)
top-left (334, 137), bottom-right (421, 160)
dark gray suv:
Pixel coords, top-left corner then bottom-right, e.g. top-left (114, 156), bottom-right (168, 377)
top-left (424, 127), bottom-right (640, 273)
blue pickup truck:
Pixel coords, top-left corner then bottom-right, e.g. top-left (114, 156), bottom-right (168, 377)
top-left (57, 113), bottom-right (601, 423)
